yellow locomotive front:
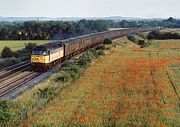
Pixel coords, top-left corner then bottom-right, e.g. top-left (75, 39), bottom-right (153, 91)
top-left (31, 51), bottom-right (49, 63)
top-left (31, 49), bottom-right (50, 71)
top-left (31, 42), bottom-right (64, 72)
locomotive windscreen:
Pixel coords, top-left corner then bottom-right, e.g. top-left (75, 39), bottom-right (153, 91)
top-left (32, 50), bottom-right (47, 55)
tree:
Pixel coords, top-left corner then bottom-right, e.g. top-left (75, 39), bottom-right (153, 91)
top-left (103, 39), bottom-right (112, 44)
top-left (147, 30), bottom-right (161, 40)
top-left (25, 43), bottom-right (37, 51)
top-left (1, 47), bottom-right (13, 58)
top-left (138, 40), bottom-right (145, 48)
top-left (24, 43), bottom-right (37, 59)
top-left (167, 17), bottom-right (176, 23)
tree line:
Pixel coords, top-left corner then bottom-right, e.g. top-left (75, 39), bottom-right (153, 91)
top-left (1, 43), bottom-right (36, 59)
top-left (147, 30), bottom-right (180, 40)
top-left (111, 17), bottom-right (180, 28)
top-left (0, 43), bottom-right (37, 69)
top-left (0, 20), bottom-right (110, 40)
top-left (0, 17), bottom-right (180, 40)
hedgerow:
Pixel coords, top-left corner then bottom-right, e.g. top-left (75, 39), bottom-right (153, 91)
top-left (0, 43), bottom-right (37, 69)
top-left (0, 57), bottom-right (20, 69)
top-left (127, 34), bottom-right (152, 48)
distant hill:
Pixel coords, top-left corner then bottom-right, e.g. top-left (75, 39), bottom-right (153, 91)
top-left (0, 16), bottom-right (164, 22)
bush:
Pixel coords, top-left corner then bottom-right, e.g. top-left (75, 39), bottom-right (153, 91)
top-left (25, 43), bottom-right (37, 51)
top-left (96, 45), bottom-right (106, 50)
top-left (65, 65), bottom-right (82, 80)
top-left (97, 50), bottom-right (105, 56)
top-left (0, 100), bottom-right (14, 122)
top-left (136, 33), bottom-right (147, 40)
top-left (13, 49), bottom-right (28, 60)
top-left (0, 57), bottom-right (20, 69)
top-left (147, 30), bottom-right (180, 40)
top-left (147, 30), bottom-right (161, 40)
top-left (127, 34), bottom-right (152, 48)
top-left (84, 50), bottom-right (96, 60)
top-left (37, 87), bottom-right (49, 99)
top-left (138, 40), bottom-right (145, 48)
top-left (61, 60), bottom-right (75, 68)
top-left (54, 46), bottom-right (108, 84)
top-left (127, 35), bottom-right (137, 43)
top-left (82, 53), bottom-right (92, 62)
top-left (89, 49), bottom-right (98, 58)
top-left (1, 47), bottom-right (13, 58)
top-left (58, 61), bottom-right (83, 83)
top-left (77, 57), bottom-right (91, 69)
top-left (36, 87), bottom-right (50, 99)
top-left (77, 49), bottom-right (103, 69)
top-left (6, 43), bottom-right (37, 61)
top-left (55, 71), bottom-right (71, 83)
top-left (103, 39), bottom-right (112, 44)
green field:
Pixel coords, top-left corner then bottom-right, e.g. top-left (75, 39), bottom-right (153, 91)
top-left (149, 39), bottom-right (180, 48)
top-left (108, 28), bottom-right (129, 31)
top-left (0, 40), bottom-right (52, 52)
top-left (160, 28), bottom-right (180, 33)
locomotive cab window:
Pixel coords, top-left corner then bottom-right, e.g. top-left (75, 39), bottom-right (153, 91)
top-left (32, 50), bottom-right (47, 56)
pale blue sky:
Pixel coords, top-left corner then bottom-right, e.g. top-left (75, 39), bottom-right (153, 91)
top-left (0, 0), bottom-right (179, 18)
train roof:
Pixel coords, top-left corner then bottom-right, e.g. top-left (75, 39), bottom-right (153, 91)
top-left (33, 28), bottom-right (133, 50)
top-left (61, 31), bottom-right (112, 45)
top-left (33, 41), bottom-right (63, 51)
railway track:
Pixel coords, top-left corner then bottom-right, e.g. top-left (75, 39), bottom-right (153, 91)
top-left (0, 52), bottom-right (88, 99)
top-left (0, 61), bottom-right (41, 99)
top-left (0, 61), bottom-right (30, 78)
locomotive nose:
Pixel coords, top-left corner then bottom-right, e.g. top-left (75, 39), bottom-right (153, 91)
top-left (31, 56), bottom-right (40, 63)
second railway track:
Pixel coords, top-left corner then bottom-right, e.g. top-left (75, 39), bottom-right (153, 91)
top-left (0, 54), bottom-right (84, 99)
top-left (0, 61), bottom-right (31, 78)
top-left (0, 72), bottom-right (41, 98)
top-left (0, 61), bottom-right (41, 99)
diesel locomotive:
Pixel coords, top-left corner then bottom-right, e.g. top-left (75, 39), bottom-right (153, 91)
top-left (31, 27), bottom-right (161, 71)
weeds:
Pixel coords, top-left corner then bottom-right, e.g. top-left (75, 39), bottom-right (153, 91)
top-left (0, 100), bottom-right (14, 124)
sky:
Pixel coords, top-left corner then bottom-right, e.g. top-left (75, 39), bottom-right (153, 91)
top-left (0, 0), bottom-right (180, 18)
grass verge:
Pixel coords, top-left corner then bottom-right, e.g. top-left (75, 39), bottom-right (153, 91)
top-left (0, 40), bottom-right (50, 52)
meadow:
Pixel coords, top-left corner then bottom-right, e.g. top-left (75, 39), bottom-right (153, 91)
top-left (160, 28), bottom-right (180, 33)
top-left (149, 39), bottom-right (180, 49)
top-left (0, 40), bottom-right (51, 52)
top-left (15, 38), bottom-right (180, 126)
